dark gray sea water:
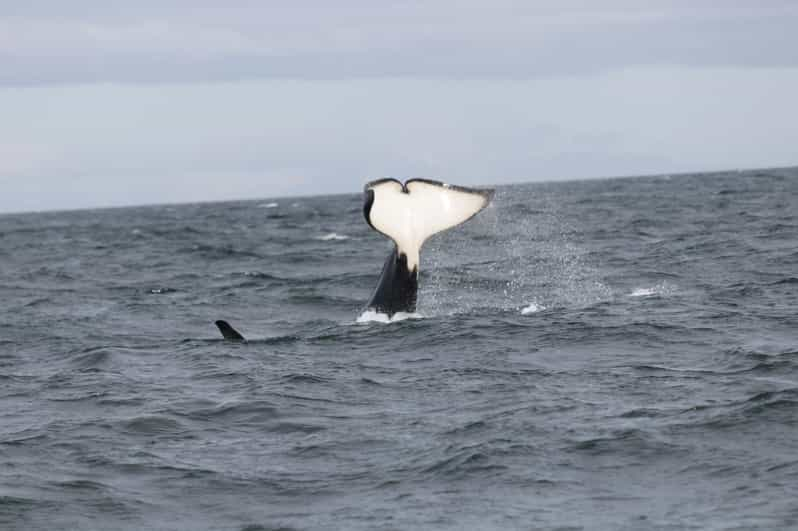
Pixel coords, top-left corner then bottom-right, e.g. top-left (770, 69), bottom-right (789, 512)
top-left (1, 169), bottom-right (797, 530)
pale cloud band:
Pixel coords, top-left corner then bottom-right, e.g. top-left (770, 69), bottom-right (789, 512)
top-left (1, 1), bottom-right (797, 85)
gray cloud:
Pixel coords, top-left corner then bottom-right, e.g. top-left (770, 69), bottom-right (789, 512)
top-left (1, 1), bottom-right (797, 85)
top-left (1, 2), bottom-right (797, 213)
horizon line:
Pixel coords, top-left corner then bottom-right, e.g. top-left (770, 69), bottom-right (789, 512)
top-left (2, 163), bottom-right (795, 218)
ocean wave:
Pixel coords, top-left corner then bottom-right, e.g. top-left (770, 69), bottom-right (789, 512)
top-left (49, 479), bottom-right (108, 491)
top-left (233, 271), bottom-right (283, 280)
top-left (70, 348), bottom-right (113, 368)
top-left (148, 287), bottom-right (178, 294)
top-left (569, 428), bottom-right (685, 457)
top-left (280, 373), bottom-right (330, 384)
top-left (118, 415), bottom-right (186, 436)
top-left (520, 302), bottom-right (545, 314)
top-left (170, 399), bottom-right (280, 423)
top-left (286, 292), bottom-right (362, 306)
top-left (181, 243), bottom-right (263, 260)
top-left (420, 449), bottom-right (507, 477)
top-left (628, 282), bottom-right (676, 297)
top-left (316, 232), bottom-right (349, 241)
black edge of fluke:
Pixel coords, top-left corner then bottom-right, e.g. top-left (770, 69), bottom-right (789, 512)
top-left (363, 188), bottom-right (377, 231)
top-left (215, 320), bottom-right (246, 342)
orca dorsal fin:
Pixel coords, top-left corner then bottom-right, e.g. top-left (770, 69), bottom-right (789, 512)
top-left (214, 320), bottom-right (246, 341)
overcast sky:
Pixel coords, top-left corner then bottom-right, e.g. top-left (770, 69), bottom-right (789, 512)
top-left (1, 1), bottom-right (797, 213)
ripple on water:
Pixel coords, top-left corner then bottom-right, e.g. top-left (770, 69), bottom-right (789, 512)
top-left (118, 415), bottom-right (186, 436)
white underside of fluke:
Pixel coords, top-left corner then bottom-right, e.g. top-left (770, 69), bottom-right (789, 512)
top-left (365, 179), bottom-right (492, 271)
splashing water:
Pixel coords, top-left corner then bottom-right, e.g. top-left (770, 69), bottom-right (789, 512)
top-left (422, 187), bottom-right (611, 315)
top-left (520, 301), bottom-right (545, 314)
top-left (318, 232), bottom-right (350, 241)
top-left (355, 310), bottom-right (423, 324)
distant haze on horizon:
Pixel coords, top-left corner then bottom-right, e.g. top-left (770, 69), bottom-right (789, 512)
top-left (2, 1), bottom-right (797, 213)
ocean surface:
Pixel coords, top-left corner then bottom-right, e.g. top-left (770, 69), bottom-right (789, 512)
top-left (1, 168), bottom-right (797, 531)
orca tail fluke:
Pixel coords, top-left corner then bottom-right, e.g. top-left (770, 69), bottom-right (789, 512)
top-left (363, 179), bottom-right (494, 316)
top-left (363, 178), bottom-right (493, 273)
top-left (214, 320), bottom-right (246, 341)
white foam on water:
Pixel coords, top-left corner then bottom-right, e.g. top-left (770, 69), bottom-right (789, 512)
top-left (318, 233), bottom-right (349, 241)
top-left (355, 310), bottom-right (423, 324)
top-left (520, 302), bottom-right (545, 315)
top-left (257, 202), bottom-right (279, 208)
top-left (630, 287), bottom-right (657, 297)
top-left (629, 282), bottom-right (675, 298)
